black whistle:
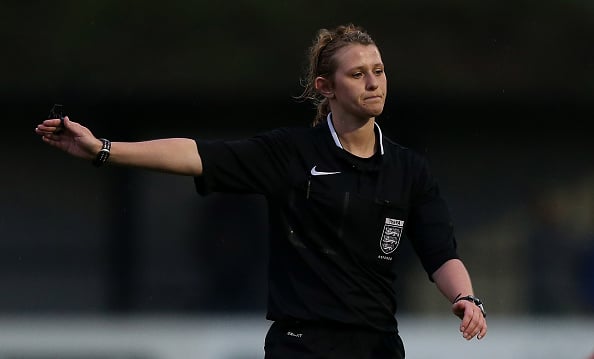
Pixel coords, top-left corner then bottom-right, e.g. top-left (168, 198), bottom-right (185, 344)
top-left (48, 104), bottom-right (66, 134)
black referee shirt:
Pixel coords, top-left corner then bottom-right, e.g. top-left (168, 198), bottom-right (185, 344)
top-left (195, 115), bottom-right (459, 332)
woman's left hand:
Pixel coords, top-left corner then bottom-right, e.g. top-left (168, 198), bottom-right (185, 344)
top-left (452, 300), bottom-right (488, 340)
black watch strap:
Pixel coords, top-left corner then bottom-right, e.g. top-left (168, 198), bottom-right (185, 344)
top-left (454, 294), bottom-right (487, 318)
top-left (92, 138), bottom-right (111, 167)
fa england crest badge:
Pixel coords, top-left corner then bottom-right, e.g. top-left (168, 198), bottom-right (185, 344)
top-left (380, 218), bottom-right (404, 254)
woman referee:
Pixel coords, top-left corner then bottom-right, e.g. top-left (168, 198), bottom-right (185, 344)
top-left (36, 24), bottom-right (487, 359)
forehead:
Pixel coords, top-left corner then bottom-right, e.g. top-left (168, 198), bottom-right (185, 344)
top-left (333, 44), bottom-right (383, 70)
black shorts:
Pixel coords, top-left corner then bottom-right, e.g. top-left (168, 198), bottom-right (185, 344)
top-left (264, 321), bottom-right (405, 359)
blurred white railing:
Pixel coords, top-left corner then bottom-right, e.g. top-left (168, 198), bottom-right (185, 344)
top-left (0, 315), bottom-right (591, 359)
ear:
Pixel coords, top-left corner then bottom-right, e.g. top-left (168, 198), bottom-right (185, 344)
top-left (314, 76), bottom-right (334, 99)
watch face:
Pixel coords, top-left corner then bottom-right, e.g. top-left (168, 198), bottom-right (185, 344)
top-left (457, 295), bottom-right (486, 317)
top-left (469, 295), bottom-right (481, 304)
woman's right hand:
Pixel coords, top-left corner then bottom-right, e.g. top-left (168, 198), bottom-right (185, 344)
top-left (35, 116), bottom-right (102, 160)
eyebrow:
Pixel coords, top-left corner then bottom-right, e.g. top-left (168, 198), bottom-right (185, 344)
top-left (346, 63), bottom-right (385, 72)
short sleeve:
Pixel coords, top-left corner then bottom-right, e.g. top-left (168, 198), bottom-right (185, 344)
top-left (195, 128), bottom-right (294, 196)
top-left (406, 156), bottom-right (459, 280)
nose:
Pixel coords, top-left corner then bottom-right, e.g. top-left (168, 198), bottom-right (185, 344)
top-left (366, 73), bottom-right (379, 90)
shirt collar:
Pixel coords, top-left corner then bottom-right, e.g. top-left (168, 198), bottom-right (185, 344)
top-left (326, 113), bottom-right (385, 155)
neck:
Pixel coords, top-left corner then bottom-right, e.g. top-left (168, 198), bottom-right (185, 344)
top-left (331, 114), bottom-right (377, 158)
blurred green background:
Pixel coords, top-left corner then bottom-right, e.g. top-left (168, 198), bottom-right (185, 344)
top-left (1, 0), bottom-right (593, 320)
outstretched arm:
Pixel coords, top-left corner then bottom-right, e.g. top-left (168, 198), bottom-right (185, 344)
top-left (35, 117), bottom-right (202, 176)
top-left (432, 258), bottom-right (488, 341)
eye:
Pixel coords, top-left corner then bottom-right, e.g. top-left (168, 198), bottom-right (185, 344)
top-left (352, 72), bottom-right (363, 79)
top-left (374, 68), bottom-right (384, 75)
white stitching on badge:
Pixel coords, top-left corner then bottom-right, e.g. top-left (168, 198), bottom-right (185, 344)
top-left (380, 218), bottom-right (404, 255)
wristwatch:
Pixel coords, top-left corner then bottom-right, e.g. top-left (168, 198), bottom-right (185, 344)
top-left (454, 294), bottom-right (487, 318)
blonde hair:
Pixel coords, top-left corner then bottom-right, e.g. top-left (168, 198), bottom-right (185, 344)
top-left (296, 24), bottom-right (376, 126)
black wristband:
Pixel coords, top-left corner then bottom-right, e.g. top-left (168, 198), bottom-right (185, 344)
top-left (92, 138), bottom-right (111, 167)
top-left (454, 294), bottom-right (487, 318)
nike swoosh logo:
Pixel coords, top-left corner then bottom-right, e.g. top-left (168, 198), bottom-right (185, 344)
top-left (310, 166), bottom-right (341, 176)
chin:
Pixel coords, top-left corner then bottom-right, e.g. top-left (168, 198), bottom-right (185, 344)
top-left (363, 102), bottom-right (385, 114)
top-left (367, 107), bottom-right (385, 118)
